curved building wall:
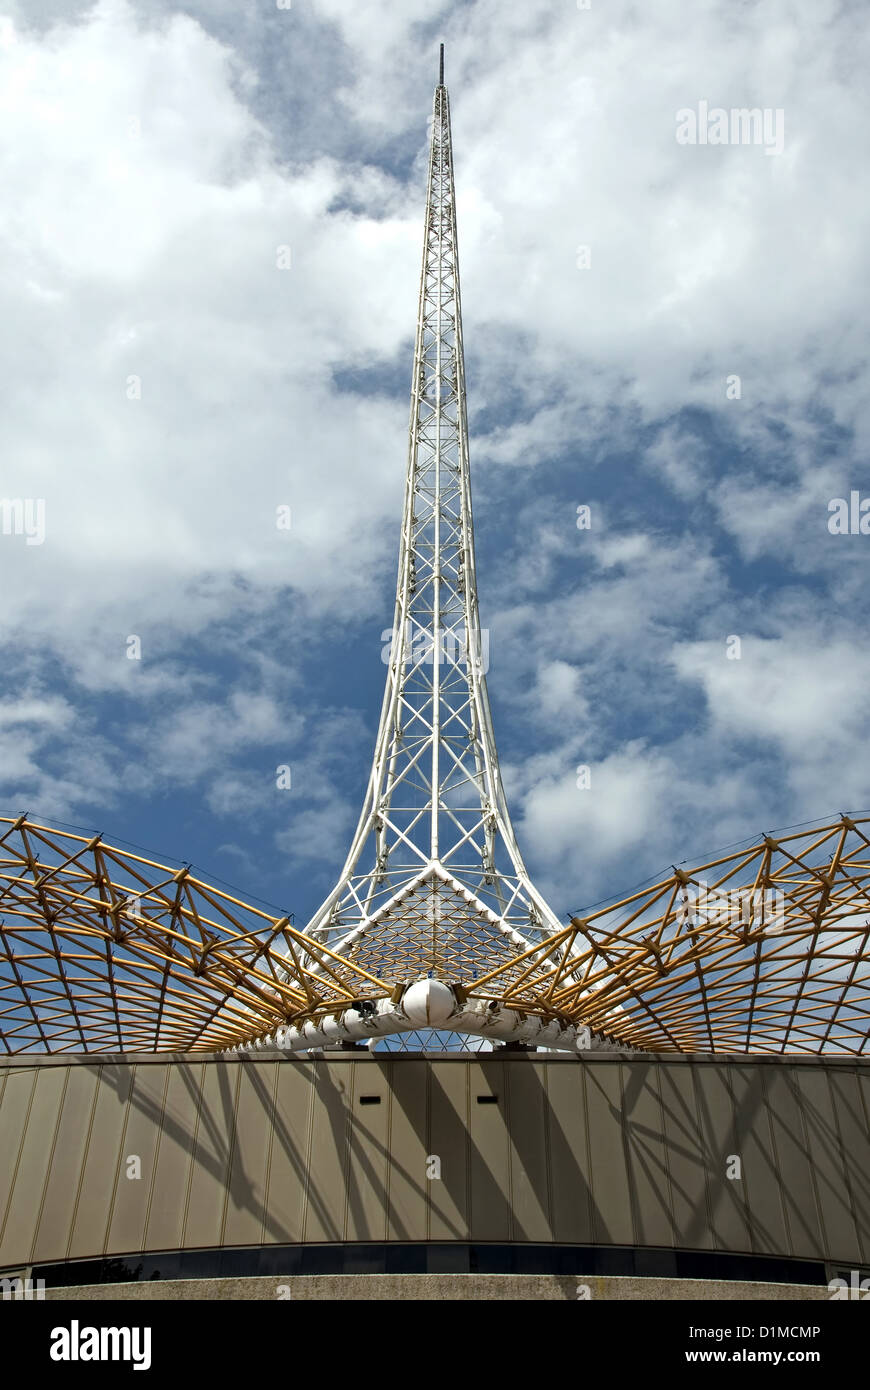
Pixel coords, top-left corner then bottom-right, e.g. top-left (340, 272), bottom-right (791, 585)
top-left (0, 1053), bottom-right (867, 1278)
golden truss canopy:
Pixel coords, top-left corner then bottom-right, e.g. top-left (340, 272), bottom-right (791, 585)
top-left (1, 812), bottom-right (868, 1056)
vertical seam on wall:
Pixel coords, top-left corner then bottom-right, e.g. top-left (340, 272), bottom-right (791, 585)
top-left (383, 1057), bottom-right (392, 1243)
top-left (760, 1064), bottom-right (791, 1257)
top-left (727, 1064), bottom-right (752, 1252)
top-left (704, 1062), bottom-right (740, 1252)
top-left (657, 1060), bottom-right (704, 1255)
top-left (580, 1059), bottom-right (593, 1244)
top-left (180, 1063), bottom-right (205, 1248)
top-left (717, 1056), bottom-right (750, 1256)
top-left (343, 1062), bottom-right (357, 1244)
top-left (844, 1061), bottom-right (867, 1273)
top-left (0, 1066), bottom-right (7, 1249)
top-left (794, 1064), bottom-right (828, 1264)
top-left (723, 1062), bottom-right (752, 1251)
top-left (0, 1065), bottom-right (38, 1252)
top-left (825, 1063), bottom-right (860, 1266)
top-left (300, 1059), bottom-right (316, 1244)
top-left (465, 1059), bottom-right (472, 1241)
top-left (261, 1060), bottom-right (281, 1248)
top-left (141, 1064), bottom-right (170, 1249)
top-left (342, 1063), bottom-right (352, 1243)
top-left (425, 1059), bottom-right (432, 1242)
top-left (541, 1061), bottom-right (554, 1241)
top-left (691, 1061), bottom-right (716, 1256)
top-left (66, 1066), bottom-right (102, 1259)
top-left (218, 1061), bottom-right (243, 1247)
top-left (101, 1064), bottom-right (135, 1254)
top-left (620, 1061), bottom-right (640, 1250)
top-left (739, 1063), bottom-right (765, 1256)
top-left (653, 1061), bottom-right (676, 1249)
top-left (30, 1066), bottom-right (71, 1264)
top-left (504, 1059), bottom-right (514, 1243)
top-left (658, 1061), bottom-right (679, 1251)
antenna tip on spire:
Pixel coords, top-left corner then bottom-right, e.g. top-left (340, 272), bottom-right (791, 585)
top-left (439, 43), bottom-right (444, 87)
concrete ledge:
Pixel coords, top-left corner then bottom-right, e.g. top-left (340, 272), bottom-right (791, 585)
top-left (43, 1274), bottom-right (830, 1301)
top-left (3, 1051), bottom-right (868, 1068)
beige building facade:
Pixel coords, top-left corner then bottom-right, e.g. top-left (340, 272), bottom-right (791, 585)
top-left (1, 1051), bottom-right (867, 1289)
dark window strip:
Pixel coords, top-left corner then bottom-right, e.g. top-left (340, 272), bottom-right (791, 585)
top-left (23, 1243), bottom-right (830, 1288)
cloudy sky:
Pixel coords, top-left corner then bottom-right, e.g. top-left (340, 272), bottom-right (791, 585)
top-left (0, 0), bottom-right (868, 932)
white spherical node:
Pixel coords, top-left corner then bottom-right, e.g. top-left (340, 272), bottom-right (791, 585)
top-left (402, 978), bottom-right (456, 1026)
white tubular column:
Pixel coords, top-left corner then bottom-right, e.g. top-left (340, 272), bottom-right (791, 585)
top-left (226, 978), bottom-right (628, 1057)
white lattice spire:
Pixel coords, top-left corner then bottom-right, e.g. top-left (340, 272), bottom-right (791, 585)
top-left (302, 50), bottom-right (565, 986)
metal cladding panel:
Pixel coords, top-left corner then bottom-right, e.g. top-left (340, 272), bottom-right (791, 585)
top-left (506, 1062), bottom-right (551, 1243)
top-left (384, 1060), bottom-right (429, 1242)
top-left (585, 1063), bottom-right (634, 1246)
top-left (467, 1060), bottom-right (511, 1242)
top-left (221, 1063), bottom-right (274, 1249)
top-left (730, 1064), bottom-right (789, 1258)
top-left (0, 1067), bottom-right (37, 1258)
top-left (694, 1064), bottom-right (752, 1254)
top-left (0, 1065), bottom-right (67, 1268)
top-left (182, 1062), bottom-right (238, 1250)
top-left (763, 1066), bottom-right (825, 1261)
top-left (106, 1064), bottom-right (168, 1256)
top-left (546, 1061), bottom-right (593, 1244)
top-left (859, 1071), bottom-right (870, 1160)
top-left (795, 1066), bottom-right (860, 1264)
top-left (0, 1056), bottom-right (868, 1273)
top-left (265, 1062), bottom-right (313, 1245)
top-left (658, 1064), bottom-right (712, 1250)
top-left (427, 1062), bottom-right (468, 1241)
top-left (621, 1063), bottom-right (675, 1249)
top-left (304, 1062), bottom-right (350, 1243)
top-left (144, 1062), bottom-right (202, 1253)
top-left (69, 1064), bottom-right (134, 1260)
top-left (346, 1061), bottom-right (390, 1242)
top-left (827, 1070), bottom-right (870, 1266)
top-left (32, 1065), bottom-right (99, 1264)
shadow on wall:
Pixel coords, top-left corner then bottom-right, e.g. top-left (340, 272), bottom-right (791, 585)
top-left (0, 1054), bottom-right (866, 1271)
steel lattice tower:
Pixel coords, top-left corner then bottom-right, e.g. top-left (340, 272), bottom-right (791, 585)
top-left (1, 55), bottom-right (869, 1061)
top-left (300, 49), bottom-right (565, 1000)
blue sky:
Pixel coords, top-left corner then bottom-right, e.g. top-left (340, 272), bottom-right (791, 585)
top-left (0, 0), bottom-right (868, 935)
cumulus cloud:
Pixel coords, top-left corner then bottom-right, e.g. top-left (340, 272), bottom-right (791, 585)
top-left (0, 0), bottom-right (868, 924)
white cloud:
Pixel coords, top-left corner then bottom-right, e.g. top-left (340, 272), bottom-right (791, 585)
top-left (522, 743), bottom-right (673, 868)
top-left (1, 0), bottom-right (868, 921)
top-left (532, 660), bottom-right (588, 723)
top-left (0, 695), bottom-right (73, 729)
top-left (672, 633), bottom-right (870, 813)
top-left (0, 0), bottom-right (420, 666)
